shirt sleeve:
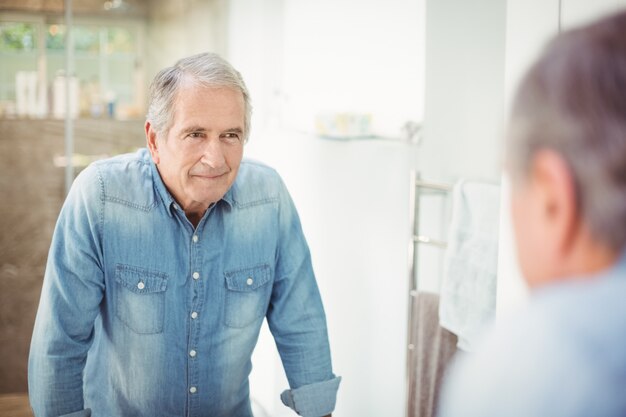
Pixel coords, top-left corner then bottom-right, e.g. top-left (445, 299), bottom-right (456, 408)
top-left (266, 178), bottom-right (340, 417)
top-left (28, 166), bottom-right (105, 417)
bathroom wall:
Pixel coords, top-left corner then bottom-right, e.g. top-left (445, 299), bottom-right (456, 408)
top-left (227, 1), bottom-right (425, 415)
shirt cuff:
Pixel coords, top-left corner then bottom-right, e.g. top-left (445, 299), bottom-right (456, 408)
top-left (280, 376), bottom-right (341, 417)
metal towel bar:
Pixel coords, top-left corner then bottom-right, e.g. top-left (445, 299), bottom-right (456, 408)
top-left (406, 171), bottom-right (452, 417)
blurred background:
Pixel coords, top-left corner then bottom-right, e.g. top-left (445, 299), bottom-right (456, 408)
top-left (2, 0), bottom-right (621, 416)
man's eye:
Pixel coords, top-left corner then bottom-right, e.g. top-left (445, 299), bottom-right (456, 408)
top-left (222, 133), bottom-right (241, 142)
top-left (188, 132), bottom-right (204, 139)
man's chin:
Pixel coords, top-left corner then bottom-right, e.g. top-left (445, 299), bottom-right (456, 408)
top-left (191, 190), bottom-right (227, 206)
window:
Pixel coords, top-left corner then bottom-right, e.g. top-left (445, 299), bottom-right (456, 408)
top-left (0, 14), bottom-right (143, 119)
top-left (0, 22), bottom-right (38, 103)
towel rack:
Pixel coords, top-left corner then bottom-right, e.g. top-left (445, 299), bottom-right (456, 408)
top-left (406, 170), bottom-right (452, 417)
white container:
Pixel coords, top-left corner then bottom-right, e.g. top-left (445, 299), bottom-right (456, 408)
top-left (53, 74), bottom-right (80, 119)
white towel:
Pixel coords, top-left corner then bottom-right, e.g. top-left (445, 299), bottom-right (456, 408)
top-left (439, 179), bottom-right (500, 352)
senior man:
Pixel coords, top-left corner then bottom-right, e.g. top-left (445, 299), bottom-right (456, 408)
top-left (29, 53), bottom-right (340, 417)
top-left (438, 10), bottom-right (626, 417)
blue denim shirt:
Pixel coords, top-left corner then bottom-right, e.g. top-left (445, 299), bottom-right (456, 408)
top-left (29, 148), bottom-right (340, 417)
top-left (438, 253), bottom-right (626, 417)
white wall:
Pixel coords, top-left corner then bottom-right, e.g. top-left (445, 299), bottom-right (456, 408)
top-left (227, 1), bottom-right (425, 416)
top-left (281, 0), bottom-right (424, 136)
top-left (228, 0), bottom-right (424, 138)
top-left (421, 0), bottom-right (506, 184)
top-left (496, 0), bottom-right (560, 321)
top-left (561, 0), bottom-right (626, 27)
top-left (145, 0), bottom-right (228, 85)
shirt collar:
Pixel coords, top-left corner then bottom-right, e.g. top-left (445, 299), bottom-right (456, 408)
top-left (149, 156), bottom-right (176, 217)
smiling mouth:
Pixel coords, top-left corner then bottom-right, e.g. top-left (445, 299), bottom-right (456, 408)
top-left (192, 172), bottom-right (228, 180)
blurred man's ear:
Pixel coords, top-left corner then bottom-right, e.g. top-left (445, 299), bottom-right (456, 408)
top-left (145, 121), bottom-right (160, 164)
top-left (530, 149), bottom-right (578, 259)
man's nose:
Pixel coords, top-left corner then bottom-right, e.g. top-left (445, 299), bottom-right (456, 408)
top-left (200, 138), bottom-right (226, 168)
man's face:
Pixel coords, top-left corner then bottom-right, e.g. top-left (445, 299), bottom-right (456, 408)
top-left (148, 80), bottom-right (245, 214)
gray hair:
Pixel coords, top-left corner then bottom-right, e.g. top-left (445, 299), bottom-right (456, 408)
top-left (146, 52), bottom-right (252, 141)
top-left (507, 10), bottom-right (626, 250)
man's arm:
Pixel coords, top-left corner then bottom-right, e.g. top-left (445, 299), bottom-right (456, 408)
top-left (29, 167), bottom-right (105, 417)
top-left (267, 178), bottom-right (340, 417)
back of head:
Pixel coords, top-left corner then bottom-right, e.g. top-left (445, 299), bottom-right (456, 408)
top-left (146, 52), bottom-right (252, 140)
top-left (507, 10), bottom-right (626, 252)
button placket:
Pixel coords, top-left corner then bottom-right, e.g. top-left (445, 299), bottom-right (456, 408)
top-left (188, 228), bottom-right (204, 410)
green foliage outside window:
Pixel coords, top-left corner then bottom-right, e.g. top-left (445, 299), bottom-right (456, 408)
top-left (45, 25), bottom-right (100, 53)
top-left (0, 22), bottom-right (36, 52)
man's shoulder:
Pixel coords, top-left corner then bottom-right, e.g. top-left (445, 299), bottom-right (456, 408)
top-left (230, 159), bottom-right (286, 208)
top-left (82, 148), bottom-right (156, 210)
top-left (440, 275), bottom-right (626, 417)
top-left (237, 158), bottom-right (281, 180)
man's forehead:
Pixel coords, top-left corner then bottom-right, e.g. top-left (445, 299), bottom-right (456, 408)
top-left (169, 83), bottom-right (245, 128)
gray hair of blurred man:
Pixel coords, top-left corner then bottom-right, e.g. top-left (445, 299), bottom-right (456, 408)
top-left (507, 10), bottom-right (626, 251)
top-left (146, 52), bottom-right (252, 142)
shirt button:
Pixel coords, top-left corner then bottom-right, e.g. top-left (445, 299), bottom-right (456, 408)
top-left (246, 277), bottom-right (254, 286)
top-left (189, 349), bottom-right (197, 357)
top-left (192, 272), bottom-right (200, 280)
top-left (137, 281), bottom-right (145, 290)
top-left (192, 235), bottom-right (198, 243)
top-left (189, 386), bottom-right (197, 394)
top-left (191, 311), bottom-right (198, 319)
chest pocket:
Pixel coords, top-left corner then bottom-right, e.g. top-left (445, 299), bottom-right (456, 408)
top-left (115, 264), bottom-right (168, 334)
top-left (224, 264), bottom-right (272, 328)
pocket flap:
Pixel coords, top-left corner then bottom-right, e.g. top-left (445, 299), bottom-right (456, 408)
top-left (225, 264), bottom-right (271, 292)
top-left (115, 264), bottom-right (168, 294)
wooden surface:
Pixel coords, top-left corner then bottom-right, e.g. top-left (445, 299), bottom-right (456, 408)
top-left (0, 118), bottom-right (145, 393)
top-left (0, 394), bottom-right (32, 417)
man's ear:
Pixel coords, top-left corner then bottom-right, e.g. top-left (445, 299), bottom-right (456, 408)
top-left (145, 121), bottom-right (160, 164)
top-left (531, 149), bottom-right (578, 257)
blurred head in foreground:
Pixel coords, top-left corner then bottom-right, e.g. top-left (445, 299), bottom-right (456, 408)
top-left (437, 10), bottom-right (626, 417)
top-left (507, 10), bottom-right (626, 287)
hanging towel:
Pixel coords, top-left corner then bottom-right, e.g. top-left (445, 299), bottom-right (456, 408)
top-left (408, 292), bottom-right (458, 417)
top-left (439, 179), bottom-right (500, 352)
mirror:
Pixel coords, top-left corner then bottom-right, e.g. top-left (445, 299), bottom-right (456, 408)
top-left (0, 0), bottom-right (513, 416)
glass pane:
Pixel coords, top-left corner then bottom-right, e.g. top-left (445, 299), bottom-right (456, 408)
top-left (106, 57), bottom-right (134, 103)
top-left (0, 22), bottom-right (37, 52)
top-left (106, 27), bottom-right (134, 54)
top-left (0, 22), bottom-right (38, 104)
top-left (45, 24), bottom-right (65, 50)
top-left (74, 26), bottom-right (100, 53)
top-left (45, 24), bottom-right (100, 52)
